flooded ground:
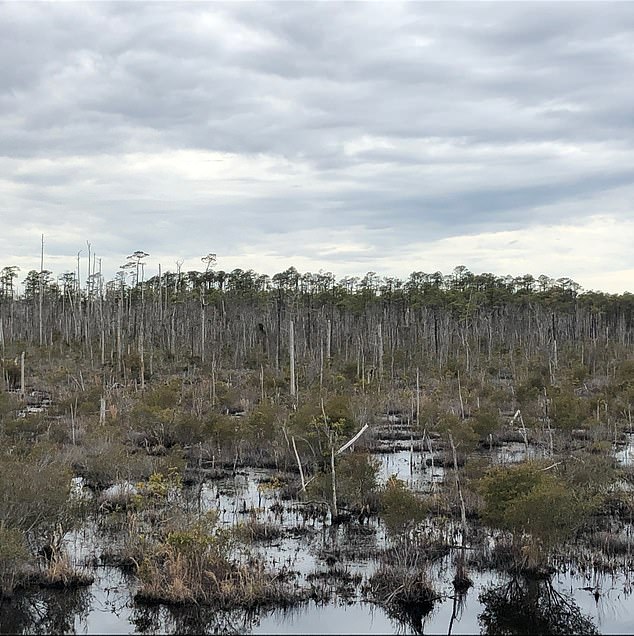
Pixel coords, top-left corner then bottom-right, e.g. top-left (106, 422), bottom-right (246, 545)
top-left (3, 443), bottom-right (634, 635)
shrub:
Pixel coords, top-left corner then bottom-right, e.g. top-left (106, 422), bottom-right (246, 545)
top-left (379, 476), bottom-right (429, 535)
top-left (478, 462), bottom-right (593, 568)
top-left (135, 516), bottom-right (302, 608)
top-left (0, 527), bottom-right (29, 598)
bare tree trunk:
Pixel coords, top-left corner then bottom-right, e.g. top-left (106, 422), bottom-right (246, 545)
top-left (292, 436), bottom-right (306, 492)
top-left (330, 443), bottom-right (338, 520)
top-left (289, 318), bottom-right (296, 397)
top-left (458, 370), bottom-right (465, 419)
top-left (377, 321), bottom-right (383, 377)
top-left (20, 351), bottom-right (25, 399)
top-left (39, 234), bottom-right (44, 347)
top-left (416, 367), bottom-right (420, 423)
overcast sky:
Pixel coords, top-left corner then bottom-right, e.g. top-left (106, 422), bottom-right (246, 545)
top-left (1, 1), bottom-right (633, 292)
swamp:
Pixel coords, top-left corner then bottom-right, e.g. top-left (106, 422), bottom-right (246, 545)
top-left (1, 264), bottom-right (634, 634)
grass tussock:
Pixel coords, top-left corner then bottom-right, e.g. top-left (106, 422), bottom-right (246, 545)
top-left (363, 564), bottom-right (437, 613)
top-left (233, 519), bottom-right (284, 543)
top-left (134, 526), bottom-right (304, 609)
top-left (37, 553), bottom-right (94, 589)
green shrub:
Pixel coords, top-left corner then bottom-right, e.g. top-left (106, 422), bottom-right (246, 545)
top-left (0, 527), bottom-right (29, 598)
top-left (478, 462), bottom-right (593, 565)
top-left (379, 476), bottom-right (429, 535)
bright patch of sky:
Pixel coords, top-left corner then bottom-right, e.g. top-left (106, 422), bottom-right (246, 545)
top-left (1, 1), bottom-right (633, 292)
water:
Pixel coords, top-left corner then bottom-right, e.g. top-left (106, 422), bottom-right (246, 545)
top-left (615, 433), bottom-right (634, 466)
top-left (4, 457), bottom-right (634, 634)
top-left (377, 450), bottom-right (444, 491)
top-left (22, 560), bottom-right (633, 634)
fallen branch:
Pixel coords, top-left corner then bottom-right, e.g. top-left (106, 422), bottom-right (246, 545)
top-left (291, 436), bottom-right (306, 491)
top-left (336, 423), bottom-right (370, 455)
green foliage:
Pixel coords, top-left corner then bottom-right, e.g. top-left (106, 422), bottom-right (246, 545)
top-left (173, 413), bottom-right (214, 446)
top-left (438, 414), bottom-right (479, 452)
top-left (616, 359), bottom-right (634, 387)
top-left (472, 410), bottom-right (501, 440)
top-left (144, 382), bottom-right (181, 409)
top-left (0, 444), bottom-right (75, 546)
top-left (515, 366), bottom-right (549, 404)
top-left (560, 453), bottom-right (618, 497)
top-left (548, 387), bottom-right (592, 430)
top-left (379, 476), bottom-right (429, 535)
top-left (135, 468), bottom-right (183, 503)
top-left (323, 394), bottom-right (355, 435)
top-left (502, 480), bottom-right (588, 545)
top-left (334, 453), bottom-right (379, 510)
top-left (0, 527), bottom-right (29, 597)
top-left (80, 439), bottom-right (143, 488)
top-left (245, 405), bottom-right (278, 443)
top-left (289, 401), bottom-right (321, 431)
top-left (478, 463), bottom-right (592, 548)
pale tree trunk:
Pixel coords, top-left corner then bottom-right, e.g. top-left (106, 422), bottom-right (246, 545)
top-left (289, 319), bottom-right (296, 397)
top-left (330, 444), bottom-right (338, 520)
top-left (39, 234), bottom-right (44, 347)
top-left (20, 351), bottom-right (25, 399)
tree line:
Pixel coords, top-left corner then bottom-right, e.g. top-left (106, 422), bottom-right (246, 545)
top-left (1, 261), bottom-right (632, 392)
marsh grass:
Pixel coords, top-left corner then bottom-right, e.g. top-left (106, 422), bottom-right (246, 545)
top-left (134, 526), bottom-right (306, 609)
top-left (363, 563), bottom-right (437, 623)
top-left (36, 552), bottom-right (94, 589)
top-left (233, 518), bottom-right (284, 543)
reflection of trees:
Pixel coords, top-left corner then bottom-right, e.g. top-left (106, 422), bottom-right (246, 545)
top-left (0, 588), bottom-right (92, 635)
top-left (130, 605), bottom-right (263, 635)
top-left (387, 600), bottom-right (434, 636)
top-left (478, 576), bottom-right (598, 635)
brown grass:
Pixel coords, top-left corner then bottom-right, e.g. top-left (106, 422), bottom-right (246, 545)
top-left (134, 539), bottom-right (305, 609)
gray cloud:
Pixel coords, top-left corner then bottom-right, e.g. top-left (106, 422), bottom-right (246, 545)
top-left (1, 1), bottom-right (634, 290)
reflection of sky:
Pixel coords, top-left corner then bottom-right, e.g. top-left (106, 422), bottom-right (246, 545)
top-left (254, 602), bottom-right (401, 635)
top-left (56, 464), bottom-right (634, 634)
top-left (616, 433), bottom-right (634, 466)
top-left (377, 450), bottom-right (444, 492)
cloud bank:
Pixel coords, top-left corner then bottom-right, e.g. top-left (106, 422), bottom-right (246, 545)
top-left (1, 2), bottom-right (633, 292)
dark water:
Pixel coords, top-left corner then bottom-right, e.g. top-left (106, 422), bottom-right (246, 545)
top-left (5, 563), bottom-right (632, 635)
top-left (4, 449), bottom-right (634, 635)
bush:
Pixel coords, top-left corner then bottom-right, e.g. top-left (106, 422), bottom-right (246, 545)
top-left (0, 527), bottom-right (29, 598)
top-left (379, 476), bottom-right (429, 535)
top-left (135, 515), bottom-right (302, 608)
top-left (478, 462), bottom-right (593, 568)
top-left (0, 446), bottom-right (74, 543)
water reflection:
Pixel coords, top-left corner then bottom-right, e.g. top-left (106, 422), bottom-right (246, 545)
top-left (0, 587), bottom-right (92, 635)
top-left (130, 604), bottom-right (263, 635)
top-left (478, 576), bottom-right (599, 635)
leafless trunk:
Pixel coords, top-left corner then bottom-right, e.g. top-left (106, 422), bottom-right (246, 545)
top-left (20, 351), bottom-right (25, 399)
top-left (289, 318), bottom-right (296, 397)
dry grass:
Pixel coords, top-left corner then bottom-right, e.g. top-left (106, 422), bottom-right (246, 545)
top-left (134, 534), bottom-right (305, 609)
top-left (37, 553), bottom-right (94, 589)
top-left (363, 564), bottom-right (437, 611)
top-left (233, 519), bottom-right (283, 543)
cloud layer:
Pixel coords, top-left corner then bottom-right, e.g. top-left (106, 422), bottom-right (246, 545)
top-left (1, 2), bottom-right (633, 292)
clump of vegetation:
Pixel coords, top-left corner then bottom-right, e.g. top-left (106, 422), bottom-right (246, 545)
top-left (0, 527), bottom-right (29, 598)
top-left (478, 576), bottom-right (599, 635)
top-left (478, 462), bottom-right (596, 572)
top-left (37, 552), bottom-right (94, 590)
top-left (363, 564), bottom-right (437, 634)
top-left (135, 516), bottom-right (304, 609)
top-left (379, 476), bottom-right (429, 535)
top-left (233, 517), bottom-right (283, 543)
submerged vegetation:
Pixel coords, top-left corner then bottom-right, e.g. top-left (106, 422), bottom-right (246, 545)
top-left (0, 261), bottom-right (633, 633)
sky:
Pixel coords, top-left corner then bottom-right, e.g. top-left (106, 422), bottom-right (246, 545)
top-left (1, 1), bottom-right (633, 293)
